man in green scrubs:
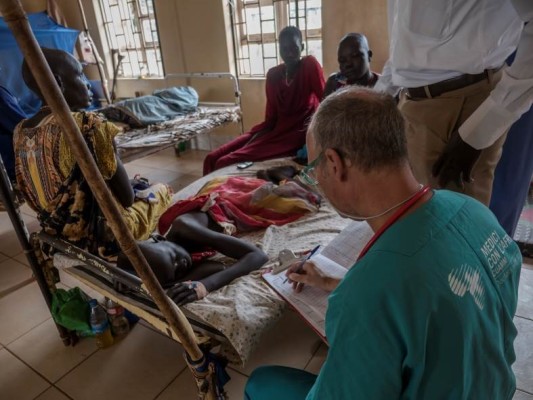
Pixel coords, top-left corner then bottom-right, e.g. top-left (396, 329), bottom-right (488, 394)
top-left (245, 87), bottom-right (522, 399)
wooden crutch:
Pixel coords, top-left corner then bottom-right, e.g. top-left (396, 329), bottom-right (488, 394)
top-left (0, 1), bottom-right (226, 398)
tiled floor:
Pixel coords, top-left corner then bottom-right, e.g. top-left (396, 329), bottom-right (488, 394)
top-left (0, 147), bottom-right (532, 399)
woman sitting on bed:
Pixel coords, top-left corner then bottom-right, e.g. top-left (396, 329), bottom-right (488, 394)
top-left (118, 174), bottom-right (321, 305)
top-left (202, 26), bottom-right (325, 175)
top-left (14, 48), bottom-right (172, 259)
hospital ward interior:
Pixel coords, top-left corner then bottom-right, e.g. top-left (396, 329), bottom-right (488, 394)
top-left (0, 0), bottom-right (533, 399)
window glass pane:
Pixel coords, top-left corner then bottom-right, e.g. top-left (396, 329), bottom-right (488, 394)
top-left (264, 57), bottom-right (277, 72)
top-left (249, 44), bottom-right (265, 76)
top-left (234, 0), bottom-right (322, 77)
top-left (263, 42), bottom-right (277, 58)
top-left (138, 0), bottom-right (149, 15)
top-left (241, 44), bottom-right (249, 59)
top-left (117, 35), bottom-right (127, 51)
top-left (244, 7), bottom-right (261, 35)
top-left (99, 0), bottom-right (163, 77)
top-left (142, 20), bottom-right (153, 44)
top-left (240, 59), bottom-right (250, 76)
top-left (261, 20), bottom-right (275, 35)
top-left (146, 49), bottom-right (159, 76)
top-left (306, 5), bottom-right (321, 30)
top-left (307, 39), bottom-right (322, 65)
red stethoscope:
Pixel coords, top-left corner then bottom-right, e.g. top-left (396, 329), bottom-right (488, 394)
top-left (357, 185), bottom-right (432, 261)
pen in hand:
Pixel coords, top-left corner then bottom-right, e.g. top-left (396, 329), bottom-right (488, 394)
top-left (284, 245), bottom-right (321, 284)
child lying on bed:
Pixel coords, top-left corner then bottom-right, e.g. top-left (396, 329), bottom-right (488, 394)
top-left (118, 175), bottom-right (321, 305)
top-left (14, 48), bottom-right (172, 259)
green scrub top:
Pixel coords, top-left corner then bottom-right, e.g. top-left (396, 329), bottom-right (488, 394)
top-left (307, 190), bottom-right (522, 400)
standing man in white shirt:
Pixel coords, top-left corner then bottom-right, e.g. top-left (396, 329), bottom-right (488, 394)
top-left (374, 0), bottom-right (533, 205)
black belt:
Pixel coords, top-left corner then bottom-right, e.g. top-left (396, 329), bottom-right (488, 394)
top-left (406, 67), bottom-right (501, 99)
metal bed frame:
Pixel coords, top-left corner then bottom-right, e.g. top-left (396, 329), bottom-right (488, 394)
top-left (114, 72), bottom-right (244, 163)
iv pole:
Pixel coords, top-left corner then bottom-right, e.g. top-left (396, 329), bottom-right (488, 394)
top-left (76, 0), bottom-right (112, 104)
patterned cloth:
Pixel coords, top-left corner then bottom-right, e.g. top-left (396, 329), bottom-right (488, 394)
top-left (14, 111), bottom-right (171, 259)
top-left (158, 176), bottom-right (321, 235)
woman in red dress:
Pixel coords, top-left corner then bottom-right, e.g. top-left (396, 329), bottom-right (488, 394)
top-left (203, 26), bottom-right (325, 175)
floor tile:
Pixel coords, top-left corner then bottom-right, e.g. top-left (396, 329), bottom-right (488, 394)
top-left (123, 162), bottom-right (159, 178)
top-left (0, 208), bottom-right (39, 259)
top-left (21, 211), bottom-right (41, 233)
top-left (57, 324), bottom-right (186, 400)
top-left (0, 257), bottom-right (34, 297)
top-left (517, 267), bottom-right (533, 320)
top-left (304, 343), bottom-right (327, 375)
top-left (13, 252), bottom-right (31, 267)
top-left (0, 211), bottom-right (23, 257)
top-left (167, 173), bottom-right (202, 193)
top-left (156, 365), bottom-right (248, 400)
top-left (8, 318), bottom-right (98, 383)
top-left (0, 282), bottom-right (51, 345)
top-left (34, 386), bottom-right (72, 400)
top-left (143, 168), bottom-right (184, 186)
top-left (19, 202), bottom-right (37, 218)
top-left (233, 310), bottom-right (322, 376)
top-left (514, 390), bottom-right (533, 400)
top-left (0, 348), bottom-right (50, 400)
top-left (0, 249), bottom-right (8, 263)
top-left (134, 154), bottom-right (184, 172)
top-left (514, 316), bottom-right (533, 393)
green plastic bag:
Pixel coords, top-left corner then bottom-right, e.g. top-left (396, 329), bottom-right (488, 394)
top-left (51, 287), bottom-right (92, 335)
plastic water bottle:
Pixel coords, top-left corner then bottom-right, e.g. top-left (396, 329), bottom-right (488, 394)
top-left (106, 298), bottom-right (130, 339)
top-left (89, 299), bottom-right (114, 348)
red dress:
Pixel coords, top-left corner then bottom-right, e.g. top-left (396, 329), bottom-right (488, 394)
top-left (203, 56), bottom-right (325, 175)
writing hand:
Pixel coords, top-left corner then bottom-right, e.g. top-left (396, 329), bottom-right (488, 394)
top-left (166, 281), bottom-right (208, 306)
top-left (432, 132), bottom-right (482, 189)
top-left (285, 262), bottom-right (339, 293)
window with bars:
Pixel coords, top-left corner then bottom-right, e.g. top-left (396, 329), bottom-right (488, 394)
top-left (98, 0), bottom-right (163, 78)
top-left (231, 0), bottom-right (322, 77)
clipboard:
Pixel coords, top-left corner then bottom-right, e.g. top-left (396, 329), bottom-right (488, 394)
top-left (262, 221), bottom-right (373, 342)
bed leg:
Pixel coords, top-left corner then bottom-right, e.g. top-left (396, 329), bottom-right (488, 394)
top-left (55, 323), bottom-right (78, 347)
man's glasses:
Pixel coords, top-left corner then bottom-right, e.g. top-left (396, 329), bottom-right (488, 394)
top-left (299, 152), bottom-right (324, 186)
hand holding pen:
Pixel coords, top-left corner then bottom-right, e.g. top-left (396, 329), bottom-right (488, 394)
top-left (283, 245), bottom-right (320, 284)
top-left (285, 245), bottom-right (340, 293)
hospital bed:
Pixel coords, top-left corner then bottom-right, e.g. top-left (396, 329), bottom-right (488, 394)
top-left (0, 157), bottom-right (354, 365)
top-left (103, 72), bottom-right (243, 163)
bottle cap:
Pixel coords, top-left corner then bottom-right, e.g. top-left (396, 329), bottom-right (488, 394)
top-left (107, 305), bottom-right (124, 315)
top-left (89, 299), bottom-right (97, 307)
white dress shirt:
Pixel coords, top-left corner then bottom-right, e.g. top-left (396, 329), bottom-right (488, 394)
top-left (375, 0), bottom-right (533, 150)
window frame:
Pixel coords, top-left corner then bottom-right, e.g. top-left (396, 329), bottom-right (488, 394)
top-left (97, 0), bottom-right (165, 78)
top-left (231, 0), bottom-right (322, 78)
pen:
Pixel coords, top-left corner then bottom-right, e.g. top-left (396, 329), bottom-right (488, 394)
top-left (284, 245), bottom-right (321, 284)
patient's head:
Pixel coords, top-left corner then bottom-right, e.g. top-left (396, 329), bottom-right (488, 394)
top-left (338, 33), bottom-right (372, 84)
top-left (279, 26), bottom-right (304, 68)
top-left (22, 48), bottom-right (93, 110)
top-left (117, 239), bottom-right (193, 287)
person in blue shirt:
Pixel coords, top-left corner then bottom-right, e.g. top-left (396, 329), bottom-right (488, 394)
top-left (245, 86), bottom-right (522, 400)
top-left (489, 48), bottom-right (533, 237)
top-left (0, 85), bottom-right (27, 182)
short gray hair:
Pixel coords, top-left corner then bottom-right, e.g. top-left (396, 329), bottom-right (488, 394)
top-left (309, 86), bottom-right (407, 172)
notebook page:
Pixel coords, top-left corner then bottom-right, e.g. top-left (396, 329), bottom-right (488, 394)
top-left (263, 271), bottom-right (330, 338)
top-left (319, 221), bottom-right (373, 269)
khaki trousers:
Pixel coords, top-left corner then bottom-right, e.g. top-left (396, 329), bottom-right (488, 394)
top-left (399, 70), bottom-right (507, 205)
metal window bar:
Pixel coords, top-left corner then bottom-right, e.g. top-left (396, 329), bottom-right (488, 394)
top-left (231, 0), bottom-right (322, 77)
top-left (97, 0), bottom-right (164, 78)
